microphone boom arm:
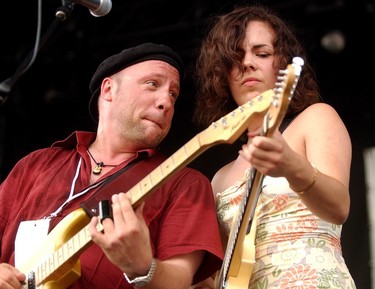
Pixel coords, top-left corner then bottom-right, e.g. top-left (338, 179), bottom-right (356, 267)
top-left (0, 1), bottom-right (75, 104)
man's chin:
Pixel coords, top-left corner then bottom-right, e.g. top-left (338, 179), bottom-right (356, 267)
top-left (144, 131), bottom-right (166, 147)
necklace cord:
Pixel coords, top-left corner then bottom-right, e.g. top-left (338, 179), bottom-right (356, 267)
top-left (87, 149), bottom-right (119, 175)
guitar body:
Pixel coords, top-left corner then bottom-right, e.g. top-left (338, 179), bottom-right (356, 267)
top-left (226, 235), bottom-right (255, 289)
top-left (18, 209), bottom-right (90, 289)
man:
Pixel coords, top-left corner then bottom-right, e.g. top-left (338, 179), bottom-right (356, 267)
top-left (0, 43), bottom-right (223, 289)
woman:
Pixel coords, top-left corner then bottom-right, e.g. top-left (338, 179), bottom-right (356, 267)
top-left (193, 4), bottom-right (356, 289)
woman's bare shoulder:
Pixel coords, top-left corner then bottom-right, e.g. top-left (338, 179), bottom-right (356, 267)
top-left (301, 102), bottom-right (342, 119)
top-left (292, 102), bottom-right (346, 130)
top-left (211, 159), bottom-right (237, 193)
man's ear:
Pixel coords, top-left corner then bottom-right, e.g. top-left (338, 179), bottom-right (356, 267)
top-left (101, 77), bottom-right (114, 101)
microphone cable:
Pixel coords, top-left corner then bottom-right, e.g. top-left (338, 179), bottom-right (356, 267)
top-left (0, 0), bottom-right (42, 104)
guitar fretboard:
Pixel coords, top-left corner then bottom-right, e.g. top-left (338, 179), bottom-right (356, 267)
top-left (33, 223), bottom-right (93, 286)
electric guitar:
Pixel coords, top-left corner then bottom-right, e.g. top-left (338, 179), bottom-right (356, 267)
top-left (215, 57), bottom-right (304, 289)
top-left (18, 88), bottom-right (277, 289)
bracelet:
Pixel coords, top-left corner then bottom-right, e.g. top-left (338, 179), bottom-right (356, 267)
top-left (290, 163), bottom-right (318, 195)
top-left (124, 258), bottom-right (157, 287)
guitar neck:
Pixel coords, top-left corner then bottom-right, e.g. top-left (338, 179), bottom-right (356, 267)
top-left (128, 133), bottom-right (213, 207)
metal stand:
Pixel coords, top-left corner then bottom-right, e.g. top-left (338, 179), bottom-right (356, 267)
top-left (0, 0), bottom-right (76, 181)
top-left (0, 0), bottom-right (75, 104)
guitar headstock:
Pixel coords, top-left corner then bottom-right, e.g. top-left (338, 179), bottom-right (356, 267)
top-left (263, 56), bottom-right (304, 136)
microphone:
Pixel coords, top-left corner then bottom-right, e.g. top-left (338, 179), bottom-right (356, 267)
top-left (74, 0), bottom-right (112, 17)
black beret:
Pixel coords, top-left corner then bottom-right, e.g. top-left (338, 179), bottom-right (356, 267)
top-left (89, 42), bottom-right (184, 121)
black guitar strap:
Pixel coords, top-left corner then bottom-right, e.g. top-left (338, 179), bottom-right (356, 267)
top-left (80, 151), bottom-right (166, 217)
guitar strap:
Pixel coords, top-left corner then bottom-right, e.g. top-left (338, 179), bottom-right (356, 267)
top-left (80, 151), bottom-right (166, 217)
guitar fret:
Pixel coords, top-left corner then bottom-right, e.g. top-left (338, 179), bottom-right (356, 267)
top-left (72, 227), bottom-right (82, 248)
top-left (53, 248), bottom-right (59, 273)
top-left (72, 231), bottom-right (80, 254)
top-left (56, 247), bottom-right (63, 275)
top-left (34, 264), bottom-right (42, 286)
top-left (62, 243), bottom-right (69, 264)
top-left (67, 238), bottom-right (75, 260)
top-left (40, 261), bottom-right (47, 283)
top-left (55, 248), bottom-right (62, 270)
top-left (46, 257), bottom-right (52, 279)
top-left (48, 254), bottom-right (54, 272)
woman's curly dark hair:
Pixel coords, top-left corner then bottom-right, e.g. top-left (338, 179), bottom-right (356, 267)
top-left (193, 4), bottom-right (322, 128)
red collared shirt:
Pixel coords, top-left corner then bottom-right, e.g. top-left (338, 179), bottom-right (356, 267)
top-left (0, 131), bottom-right (223, 288)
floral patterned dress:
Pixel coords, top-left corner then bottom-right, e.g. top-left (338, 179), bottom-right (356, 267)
top-left (216, 171), bottom-right (356, 289)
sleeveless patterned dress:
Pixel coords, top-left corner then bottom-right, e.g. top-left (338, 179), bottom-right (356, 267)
top-left (216, 170), bottom-right (356, 289)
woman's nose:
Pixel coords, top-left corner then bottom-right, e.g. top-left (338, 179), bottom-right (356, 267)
top-left (243, 53), bottom-right (257, 71)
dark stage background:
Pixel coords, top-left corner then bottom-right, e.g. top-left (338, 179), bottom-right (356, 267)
top-left (0, 0), bottom-right (374, 288)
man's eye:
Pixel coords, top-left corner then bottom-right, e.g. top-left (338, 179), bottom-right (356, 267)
top-left (169, 92), bottom-right (178, 99)
top-left (147, 81), bottom-right (157, 87)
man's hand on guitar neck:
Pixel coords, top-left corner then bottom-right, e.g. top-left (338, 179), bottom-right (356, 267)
top-left (0, 263), bottom-right (26, 289)
top-left (89, 193), bottom-right (154, 277)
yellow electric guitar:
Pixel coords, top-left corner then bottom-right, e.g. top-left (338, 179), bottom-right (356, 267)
top-left (215, 57), bottom-right (304, 289)
top-left (18, 87), bottom-right (277, 289)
